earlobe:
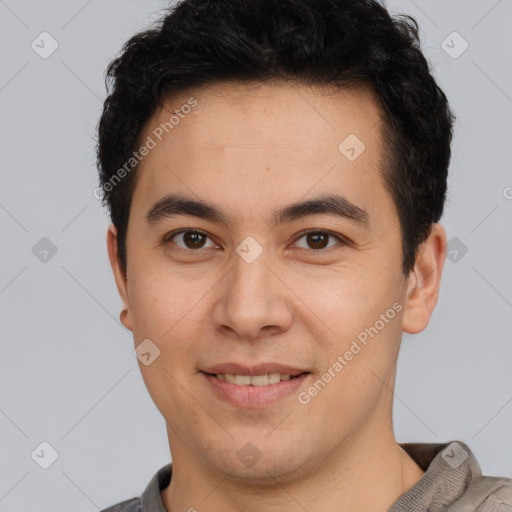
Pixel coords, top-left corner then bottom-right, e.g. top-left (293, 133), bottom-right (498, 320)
top-left (402, 223), bottom-right (447, 334)
top-left (106, 224), bottom-right (133, 332)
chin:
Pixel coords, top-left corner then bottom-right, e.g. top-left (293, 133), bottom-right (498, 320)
top-left (202, 440), bottom-right (314, 487)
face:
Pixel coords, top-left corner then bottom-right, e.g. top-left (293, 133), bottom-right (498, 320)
top-left (108, 80), bottom-right (443, 484)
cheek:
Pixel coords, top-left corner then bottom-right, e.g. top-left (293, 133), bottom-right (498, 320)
top-left (127, 269), bottom-right (190, 336)
top-left (298, 266), bottom-right (395, 335)
top-left (304, 266), bottom-right (404, 379)
top-left (127, 270), bottom-right (208, 373)
top-left (128, 274), bottom-right (200, 413)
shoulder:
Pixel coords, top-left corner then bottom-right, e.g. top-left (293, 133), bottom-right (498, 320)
top-left (100, 463), bottom-right (172, 512)
top-left (440, 441), bottom-right (512, 511)
top-left (396, 440), bottom-right (512, 512)
top-left (470, 475), bottom-right (512, 512)
top-left (100, 497), bottom-right (141, 512)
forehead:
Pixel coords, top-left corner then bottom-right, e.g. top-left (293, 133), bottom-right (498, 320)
top-left (131, 80), bottom-right (394, 229)
top-left (158, 79), bottom-right (385, 149)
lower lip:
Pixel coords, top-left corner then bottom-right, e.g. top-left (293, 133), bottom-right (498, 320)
top-left (201, 372), bottom-right (309, 408)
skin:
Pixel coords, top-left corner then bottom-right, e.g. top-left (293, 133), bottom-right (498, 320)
top-left (107, 80), bottom-right (447, 512)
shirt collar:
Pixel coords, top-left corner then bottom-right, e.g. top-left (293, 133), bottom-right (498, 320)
top-left (140, 462), bottom-right (172, 512)
top-left (389, 440), bottom-right (483, 511)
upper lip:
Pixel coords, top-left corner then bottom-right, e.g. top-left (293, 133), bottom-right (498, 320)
top-left (202, 363), bottom-right (308, 376)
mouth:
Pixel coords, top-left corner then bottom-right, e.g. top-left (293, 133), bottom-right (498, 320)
top-left (204, 372), bottom-right (307, 387)
top-left (200, 367), bottom-right (311, 408)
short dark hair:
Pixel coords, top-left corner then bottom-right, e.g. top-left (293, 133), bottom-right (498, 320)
top-left (97, 0), bottom-right (455, 275)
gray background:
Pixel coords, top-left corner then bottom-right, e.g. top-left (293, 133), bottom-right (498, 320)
top-left (1, 0), bottom-right (511, 510)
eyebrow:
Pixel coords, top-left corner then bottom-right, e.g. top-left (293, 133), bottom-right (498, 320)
top-left (145, 193), bottom-right (369, 229)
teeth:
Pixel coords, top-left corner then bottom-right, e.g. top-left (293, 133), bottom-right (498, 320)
top-left (215, 372), bottom-right (296, 386)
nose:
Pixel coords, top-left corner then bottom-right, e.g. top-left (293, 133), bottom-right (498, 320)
top-left (211, 244), bottom-right (293, 341)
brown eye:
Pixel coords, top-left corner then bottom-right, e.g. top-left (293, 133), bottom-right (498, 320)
top-left (306, 232), bottom-right (329, 249)
top-left (166, 230), bottom-right (216, 250)
top-left (294, 230), bottom-right (344, 250)
top-left (182, 231), bottom-right (206, 249)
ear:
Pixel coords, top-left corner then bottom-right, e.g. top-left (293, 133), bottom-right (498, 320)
top-left (107, 224), bottom-right (133, 332)
top-left (402, 223), bottom-right (447, 334)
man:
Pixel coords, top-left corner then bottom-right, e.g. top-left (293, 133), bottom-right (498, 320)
top-left (97, 0), bottom-right (512, 510)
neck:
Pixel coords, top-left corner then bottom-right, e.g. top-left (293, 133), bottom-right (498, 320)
top-left (161, 423), bottom-right (425, 512)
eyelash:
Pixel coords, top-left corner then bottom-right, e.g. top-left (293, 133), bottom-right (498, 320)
top-left (163, 228), bottom-right (348, 253)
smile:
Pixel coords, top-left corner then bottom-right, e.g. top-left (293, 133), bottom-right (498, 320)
top-left (214, 373), bottom-right (297, 386)
top-left (201, 371), bottom-right (310, 408)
